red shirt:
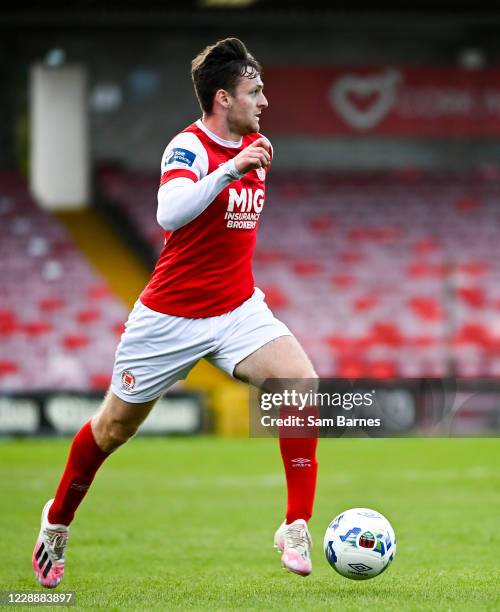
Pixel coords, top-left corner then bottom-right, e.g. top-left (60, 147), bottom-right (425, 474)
top-left (140, 121), bottom-right (270, 318)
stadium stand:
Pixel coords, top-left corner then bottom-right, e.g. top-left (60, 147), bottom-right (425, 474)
top-left (98, 166), bottom-right (500, 379)
top-left (0, 172), bottom-right (128, 392)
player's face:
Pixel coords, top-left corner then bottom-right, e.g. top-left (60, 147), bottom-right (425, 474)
top-left (227, 74), bottom-right (268, 135)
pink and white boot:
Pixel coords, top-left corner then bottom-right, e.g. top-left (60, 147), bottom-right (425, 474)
top-left (274, 518), bottom-right (312, 576)
top-left (32, 499), bottom-right (68, 588)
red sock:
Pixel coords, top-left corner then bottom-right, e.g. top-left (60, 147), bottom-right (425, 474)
top-left (279, 406), bottom-right (318, 524)
top-left (48, 421), bottom-right (109, 526)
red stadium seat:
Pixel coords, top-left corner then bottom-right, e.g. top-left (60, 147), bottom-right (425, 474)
top-left (456, 287), bottom-right (485, 308)
top-left (89, 373), bottom-right (111, 390)
top-left (87, 284), bottom-right (114, 300)
top-left (39, 297), bottom-right (66, 312)
top-left (338, 251), bottom-right (365, 264)
top-left (412, 238), bottom-right (439, 254)
top-left (63, 334), bottom-right (91, 349)
top-left (457, 262), bottom-right (488, 276)
top-left (453, 323), bottom-right (489, 346)
top-left (337, 357), bottom-right (369, 378)
top-left (254, 249), bottom-right (286, 264)
top-left (367, 360), bottom-right (397, 379)
top-left (408, 336), bottom-right (438, 347)
top-left (407, 297), bottom-right (444, 321)
top-left (325, 335), bottom-right (352, 350)
top-left (76, 309), bottom-right (101, 324)
top-left (111, 322), bottom-right (126, 336)
top-left (0, 361), bottom-right (19, 375)
top-left (371, 323), bottom-right (405, 347)
top-left (455, 195), bottom-right (482, 213)
top-left (332, 274), bottom-right (355, 289)
top-left (293, 261), bottom-right (322, 276)
top-left (309, 216), bottom-right (336, 232)
top-left (261, 287), bottom-right (289, 310)
top-left (23, 321), bottom-right (53, 336)
top-left (353, 295), bottom-right (378, 312)
top-left (407, 262), bottom-right (448, 278)
top-left (0, 310), bottom-right (18, 335)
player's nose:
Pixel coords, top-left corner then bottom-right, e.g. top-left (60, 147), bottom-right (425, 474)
top-left (259, 93), bottom-right (268, 109)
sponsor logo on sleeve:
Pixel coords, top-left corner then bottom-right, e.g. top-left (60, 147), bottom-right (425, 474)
top-left (164, 148), bottom-right (196, 168)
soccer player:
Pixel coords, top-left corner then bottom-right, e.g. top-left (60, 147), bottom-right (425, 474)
top-left (32, 38), bottom-right (318, 587)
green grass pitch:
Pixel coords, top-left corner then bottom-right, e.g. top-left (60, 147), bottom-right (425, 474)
top-left (0, 436), bottom-right (499, 611)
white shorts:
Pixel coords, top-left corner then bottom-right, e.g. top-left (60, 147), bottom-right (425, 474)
top-left (111, 287), bottom-right (292, 403)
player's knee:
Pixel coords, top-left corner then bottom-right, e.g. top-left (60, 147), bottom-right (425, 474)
top-left (307, 373), bottom-right (319, 394)
top-left (291, 372), bottom-right (319, 395)
top-left (92, 414), bottom-right (138, 453)
top-left (285, 366), bottom-right (318, 387)
top-left (105, 419), bottom-right (138, 449)
top-left (284, 351), bottom-right (318, 381)
top-left (265, 369), bottom-right (318, 396)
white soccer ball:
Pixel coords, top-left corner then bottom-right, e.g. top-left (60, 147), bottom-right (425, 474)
top-left (324, 507), bottom-right (396, 580)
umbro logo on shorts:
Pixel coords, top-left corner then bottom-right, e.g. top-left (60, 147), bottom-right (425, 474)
top-left (121, 370), bottom-right (136, 391)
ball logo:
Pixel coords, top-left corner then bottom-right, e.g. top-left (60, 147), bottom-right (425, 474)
top-left (121, 370), bottom-right (136, 391)
top-left (348, 563), bottom-right (373, 573)
top-left (358, 531), bottom-right (376, 549)
top-left (330, 69), bottom-right (401, 131)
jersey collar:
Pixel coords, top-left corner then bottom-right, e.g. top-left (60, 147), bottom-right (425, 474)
top-left (196, 119), bottom-right (243, 148)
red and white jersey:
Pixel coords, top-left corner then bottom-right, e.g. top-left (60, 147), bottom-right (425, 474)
top-left (140, 120), bottom-right (271, 318)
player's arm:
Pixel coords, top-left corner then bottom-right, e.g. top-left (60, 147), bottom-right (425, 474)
top-left (157, 136), bottom-right (271, 232)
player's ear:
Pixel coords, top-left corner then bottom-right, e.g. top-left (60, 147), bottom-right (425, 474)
top-left (214, 88), bottom-right (232, 110)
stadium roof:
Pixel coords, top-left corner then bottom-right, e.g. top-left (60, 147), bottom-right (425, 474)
top-left (2, 1), bottom-right (500, 28)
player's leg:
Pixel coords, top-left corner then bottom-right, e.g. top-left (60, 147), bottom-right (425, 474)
top-left (32, 298), bottom-right (213, 588)
top-left (235, 337), bottom-right (318, 576)
top-left (32, 391), bottom-right (157, 588)
top-left (233, 333), bottom-right (316, 383)
top-left (234, 335), bottom-right (319, 576)
top-left (208, 289), bottom-right (318, 576)
top-left (50, 391), bottom-right (158, 524)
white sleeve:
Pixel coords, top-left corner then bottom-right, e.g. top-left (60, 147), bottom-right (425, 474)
top-left (160, 132), bottom-right (208, 181)
top-left (157, 159), bottom-right (243, 231)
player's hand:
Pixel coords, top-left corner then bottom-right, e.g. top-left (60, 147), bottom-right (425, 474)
top-left (233, 138), bottom-right (271, 174)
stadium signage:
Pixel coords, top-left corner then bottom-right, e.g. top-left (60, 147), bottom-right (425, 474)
top-left (263, 66), bottom-right (500, 136)
top-left (45, 395), bottom-right (201, 435)
top-left (0, 398), bottom-right (39, 434)
top-left (0, 393), bottom-right (202, 436)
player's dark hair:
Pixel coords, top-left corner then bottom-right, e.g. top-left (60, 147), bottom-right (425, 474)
top-left (191, 38), bottom-right (261, 114)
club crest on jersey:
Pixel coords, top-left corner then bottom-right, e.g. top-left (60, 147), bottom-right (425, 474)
top-left (121, 370), bottom-right (136, 391)
top-left (255, 167), bottom-right (266, 181)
